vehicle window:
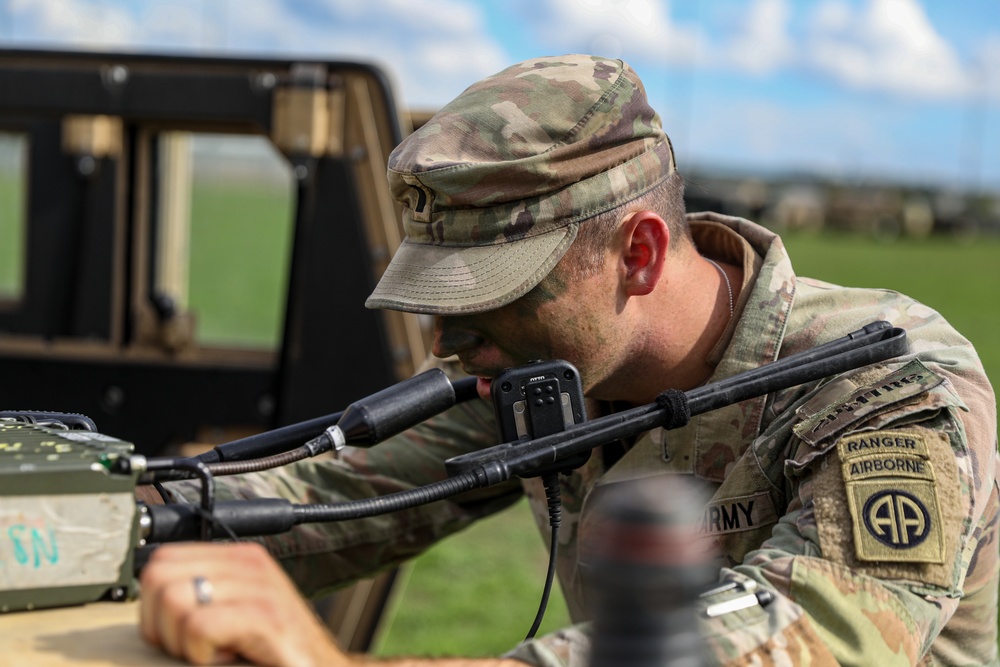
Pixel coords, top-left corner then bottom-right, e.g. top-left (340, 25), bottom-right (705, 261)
top-left (156, 132), bottom-right (294, 349)
top-left (0, 132), bottom-right (26, 303)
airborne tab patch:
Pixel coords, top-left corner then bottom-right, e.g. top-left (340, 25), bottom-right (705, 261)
top-left (842, 454), bottom-right (932, 482)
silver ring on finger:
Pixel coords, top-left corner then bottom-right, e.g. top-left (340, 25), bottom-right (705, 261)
top-left (192, 576), bottom-right (214, 606)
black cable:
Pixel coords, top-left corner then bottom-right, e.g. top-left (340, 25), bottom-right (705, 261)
top-left (194, 425), bottom-right (337, 478)
top-left (0, 410), bottom-right (98, 431)
top-left (151, 481), bottom-right (173, 504)
top-left (292, 471), bottom-right (485, 523)
top-left (525, 473), bottom-right (562, 641)
top-left (144, 458), bottom-right (215, 540)
top-left (144, 443), bottom-right (325, 483)
top-left (195, 410), bottom-right (345, 464)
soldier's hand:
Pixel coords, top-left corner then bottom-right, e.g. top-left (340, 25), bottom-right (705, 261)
top-left (139, 542), bottom-right (352, 666)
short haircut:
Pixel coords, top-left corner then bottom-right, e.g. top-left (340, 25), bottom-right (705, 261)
top-left (561, 171), bottom-right (691, 279)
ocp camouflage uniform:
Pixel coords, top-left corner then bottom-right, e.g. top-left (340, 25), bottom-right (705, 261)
top-left (170, 213), bottom-right (999, 666)
top-left (168, 54), bottom-right (998, 666)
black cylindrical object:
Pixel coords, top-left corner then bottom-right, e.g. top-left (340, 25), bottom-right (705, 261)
top-left (587, 477), bottom-right (715, 667)
top-left (145, 499), bottom-right (296, 543)
top-left (337, 368), bottom-right (457, 446)
top-left (198, 410), bottom-right (345, 463)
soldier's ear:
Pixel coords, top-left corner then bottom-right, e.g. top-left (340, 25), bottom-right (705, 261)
top-left (619, 211), bottom-right (668, 297)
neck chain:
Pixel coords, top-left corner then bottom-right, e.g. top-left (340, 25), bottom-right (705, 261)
top-left (705, 258), bottom-right (734, 318)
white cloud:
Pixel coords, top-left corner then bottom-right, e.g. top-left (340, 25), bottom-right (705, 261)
top-left (1, 0), bottom-right (510, 108)
top-left (535, 0), bottom-right (703, 65)
top-left (721, 0), bottom-right (795, 75)
top-left (7, 0), bottom-right (137, 48)
top-left (201, 0), bottom-right (510, 105)
top-left (806, 0), bottom-right (970, 99)
top-left (141, 2), bottom-right (209, 49)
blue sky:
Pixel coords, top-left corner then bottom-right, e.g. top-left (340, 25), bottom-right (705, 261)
top-left (2, 0), bottom-right (998, 192)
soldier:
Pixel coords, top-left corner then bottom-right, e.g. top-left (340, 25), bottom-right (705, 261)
top-left (139, 55), bottom-right (999, 666)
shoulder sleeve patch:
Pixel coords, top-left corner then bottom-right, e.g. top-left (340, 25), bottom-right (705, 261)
top-left (794, 360), bottom-right (944, 446)
top-left (812, 426), bottom-right (964, 590)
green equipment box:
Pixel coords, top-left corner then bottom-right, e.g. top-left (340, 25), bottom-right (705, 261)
top-left (0, 420), bottom-right (142, 612)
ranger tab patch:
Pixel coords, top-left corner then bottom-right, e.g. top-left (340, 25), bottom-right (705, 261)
top-left (838, 430), bottom-right (945, 564)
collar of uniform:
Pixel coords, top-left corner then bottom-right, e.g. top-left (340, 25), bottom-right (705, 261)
top-left (596, 213), bottom-right (796, 486)
top-left (688, 212), bottom-right (796, 480)
top-left (688, 217), bottom-right (764, 367)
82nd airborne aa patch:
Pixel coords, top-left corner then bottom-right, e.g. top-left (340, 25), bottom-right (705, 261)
top-left (838, 430), bottom-right (945, 564)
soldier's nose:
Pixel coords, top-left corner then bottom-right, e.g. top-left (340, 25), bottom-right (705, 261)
top-left (432, 317), bottom-right (483, 358)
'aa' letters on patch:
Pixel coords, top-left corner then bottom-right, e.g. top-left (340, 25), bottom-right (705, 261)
top-left (839, 430), bottom-right (945, 564)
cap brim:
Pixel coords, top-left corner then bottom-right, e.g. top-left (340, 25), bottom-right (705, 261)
top-left (366, 225), bottom-right (578, 315)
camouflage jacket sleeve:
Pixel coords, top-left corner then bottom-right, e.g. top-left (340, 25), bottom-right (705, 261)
top-left (166, 360), bottom-right (523, 597)
top-left (703, 354), bottom-right (999, 667)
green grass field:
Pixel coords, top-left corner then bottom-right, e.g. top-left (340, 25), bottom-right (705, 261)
top-left (187, 182), bottom-right (295, 348)
top-left (0, 173), bottom-right (25, 297)
top-left (780, 229), bottom-right (1000, 386)
top-left (374, 500), bottom-right (572, 658)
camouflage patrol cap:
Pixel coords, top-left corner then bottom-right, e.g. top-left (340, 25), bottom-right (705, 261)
top-left (366, 54), bottom-right (676, 315)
